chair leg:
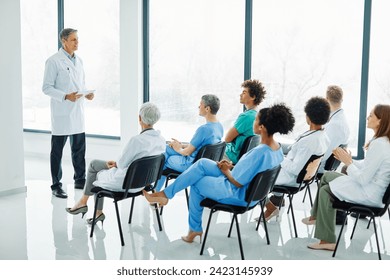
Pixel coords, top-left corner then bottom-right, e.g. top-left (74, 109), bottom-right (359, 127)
top-left (372, 217), bottom-right (382, 260)
top-left (128, 197), bottom-right (135, 224)
top-left (228, 215), bottom-right (235, 237)
top-left (332, 212), bottom-right (348, 258)
top-left (350, 214), bottom-right (359, 240)
top-left (154, 204), bottom-right (163, 231)
top-left (90, 194), bottom-right (100, 238)
top-left (288, 195), bottom-right (298, 238)
top-left (234, 215), bottom-right (245, 260)
top-left (256, 202), bottom-right (264, 231)
top-left (159, 177), bottom-right (171, 215)
top-left (200, 210), bottom-right (215, 256)
top-left (185, 188), bottom-right (189, 209)
top-left (302, 187), bottom-right (308, 203)
top-left (256, 202), bottom-right (270, 245)
top-left (114, 201), bottom-right (125, 246)
top-left (307, 186), bottom-right (313, 207)
top-left (388, 207), bottom-right (390, 219)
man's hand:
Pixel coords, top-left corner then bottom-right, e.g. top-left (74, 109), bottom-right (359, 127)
top-left (106, 160), bottom-right (117, 169)
top-left (85, 92), bottom-right (94, 100)
top-left (65, 92), bottom-right (83, 102)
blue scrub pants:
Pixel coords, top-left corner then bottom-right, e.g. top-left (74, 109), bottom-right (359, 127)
top-left (50, 132), bottom-right (86, 190)
top-left (163, 158), bottom-right (245, 232)
top-left (156, 145), bottom-right (194, 191)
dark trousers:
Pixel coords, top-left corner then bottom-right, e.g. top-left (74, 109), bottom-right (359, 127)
top-left (50, 133), bottom-right (86, 190)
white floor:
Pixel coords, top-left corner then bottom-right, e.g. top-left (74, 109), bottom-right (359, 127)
top-left (1, 155), bottom-right (390, 261)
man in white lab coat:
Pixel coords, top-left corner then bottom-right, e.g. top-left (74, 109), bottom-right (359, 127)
top-left (42, 28), bottom-right (94, 198)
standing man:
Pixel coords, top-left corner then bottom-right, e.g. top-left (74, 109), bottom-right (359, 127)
top-left (43, 28), bottom-right (94, 198)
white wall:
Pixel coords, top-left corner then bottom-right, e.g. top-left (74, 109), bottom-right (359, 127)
top-left (0, 0), bottom-right (26, 196)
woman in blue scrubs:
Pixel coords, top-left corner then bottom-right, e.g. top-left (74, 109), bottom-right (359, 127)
top-left (144, 103), bottom-right (295, 243)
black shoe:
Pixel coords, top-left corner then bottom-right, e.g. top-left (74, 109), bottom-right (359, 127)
top-left (52, 188), bottom-right (68, 199)
top-left (351, 212), bottom-right (367, 219)
top-left (74, 183), bottom-right (85, 190)
top-left (336, 210), bottom-right (347, 225)
top-left (270, 195), bottom-right (285, 207)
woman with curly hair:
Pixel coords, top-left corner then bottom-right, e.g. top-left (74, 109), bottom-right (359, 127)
top-left (143, 103), bottom-right (295, 243)
top-left (224, 79), bottom-right (267, 164)
top-left (264, 97), bottom-right (331, 221)
top-left (302, 104), bottom-right (390, 251)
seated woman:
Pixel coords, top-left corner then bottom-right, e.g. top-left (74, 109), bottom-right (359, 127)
top-left (144, 103), bottom-right (295, 243)
top-left (65, 102), bottom-right (166, 224)
top-left (224, 79), bottom-right (267, 164)
top-left (155, 94), bottom-right (224, 191)
top-left (302, 104), bottom-right (390, 251)
top-left (264, 97), bottom-right (331, 220)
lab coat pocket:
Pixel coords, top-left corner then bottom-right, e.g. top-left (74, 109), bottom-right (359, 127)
top-left (56, 69), bottom-right (71, 90)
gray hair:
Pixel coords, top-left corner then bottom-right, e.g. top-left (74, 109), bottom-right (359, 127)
top-left (201, 94), bottom-right (220, 115)
top-left (139, 102), bottom-right (161, 125)
top-left (59, 28), bottom-right (78, 41)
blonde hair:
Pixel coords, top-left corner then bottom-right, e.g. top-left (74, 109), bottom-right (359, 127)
top-left (326, 85), bottom-right (343, 104)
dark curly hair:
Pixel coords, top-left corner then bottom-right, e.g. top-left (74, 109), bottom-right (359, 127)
top-left (258, 103), bottom-right (295, 135)
top-left (304, 97), bottom-right (330, 125)
top-left (241, 79), bottom-right (266, 105)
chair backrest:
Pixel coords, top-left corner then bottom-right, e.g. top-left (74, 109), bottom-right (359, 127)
top-left (245, 165), bottom-right (281, 204)
top-left (324, 144), bottom-right (348, 171)
top-left (122, 154), bottom-right (165, 194)
top-left (194, 141), bottom-right (226, 162)
top-left (238, 135), bottom-right (261, 160)
top-left (296, 154), bottom-right (324, 184)
top-left (382, 182), bottom-right (390, 206)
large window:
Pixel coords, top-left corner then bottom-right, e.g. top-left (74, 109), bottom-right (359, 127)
top-left (149, 0), bottom-right (246, 141)
top-left (21, 0), bottom-right (120, 136)
top-left (65, 0), bottom-right (120, 136)
top-left (21, 0), bottom-right (57, 131)
top-left (252, 0), bottom-right (364, 154)
top-left (368, 0), bottom-right (390, 140)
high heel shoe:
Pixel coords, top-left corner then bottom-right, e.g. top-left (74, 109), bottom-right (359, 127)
top-left (65, 205), bottom-right (88, 218)
top-left (87, 213), bottom-right (105, 226)
top-left (255, 208), bottom-right (280, 222)
top-left (143, 190), bottom-right (168, 208)
top-left (181, 231), bottom-right (203, 244)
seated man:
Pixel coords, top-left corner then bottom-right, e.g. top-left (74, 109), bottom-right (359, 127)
top-left (155, 94), bottom-right (224, 191)
top-left (318, 85), bottom-right (350, 175)
top-left (264, 96), bottom-right (331, 220)
top-left (65, 102), bottom-right (166, 224)
top-left (319, 85), bottom-right (350, 225)
top-left (224, 79), bottom-right (267, 164)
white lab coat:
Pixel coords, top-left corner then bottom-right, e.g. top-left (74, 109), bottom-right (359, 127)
top-left (318, 109), bottom-right (350, 173)
top-left (330, 136), bottom-right (390, 207)
top-left (276, 130), bottom-right (330, 186)
top-left (42, 49), bottom-right (86, 135)
top-left (93, 129), bottom-right (166, 192)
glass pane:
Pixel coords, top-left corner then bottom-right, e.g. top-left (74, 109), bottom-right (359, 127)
top-left (368, 0), bottom-right (390, 140)
top-left (21, 0), bottom-right (57, 131)
top-left (150, 0), bottom-right (245, 141)
top-left (252, 0), bottom-right (364, 154)
top-left (65, 0), bottom-right (120, 136)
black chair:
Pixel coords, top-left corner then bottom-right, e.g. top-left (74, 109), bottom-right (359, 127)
top-left (272, 154), bottom-right (323, 237)
top-left (304, 144), bottom-right (348, 204)
top-left (89, 154), bottom-right (165, 246)
top-left (332, 182), bottom-right (390, 260)
top-left (199, 165), bottom-right (281, 260)
top-left (161, 141), bottom-right (226, 209)
top-left (237, 135), bottom-right (260, 161)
